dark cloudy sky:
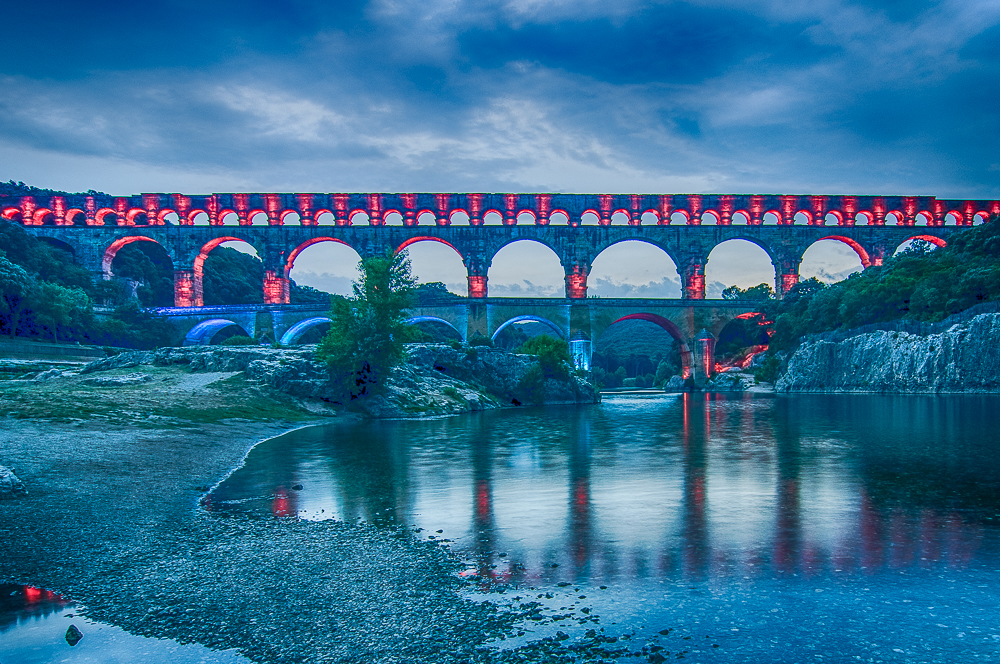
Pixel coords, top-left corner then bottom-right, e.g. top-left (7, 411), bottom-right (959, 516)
top-left (2, 0), bottom-right (998, 197)
top-left (2, 0), bottom-right (997, 296)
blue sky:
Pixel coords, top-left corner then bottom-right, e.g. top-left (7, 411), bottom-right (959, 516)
top-left (2, 0), bottom-right (997, 295)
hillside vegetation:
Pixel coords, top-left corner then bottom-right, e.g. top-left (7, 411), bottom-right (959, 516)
top-left (759, 216), bottom-right (1000, 352)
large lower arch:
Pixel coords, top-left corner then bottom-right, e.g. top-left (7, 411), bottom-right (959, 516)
top-left (193, 237), bottom-right (262, 307)
top-left (816, 236), bottom-right (871, 268)
top-left (589, 239), bottom-right (681, 298)
top-left (606, 313), bottom-right (692, 379)
top-left (705, 239), bottom-right (776, 298)
top-left (280, 317), bottom-right (333, 345)
top-left (491, 315), bottom-right (564, 343)
top-left (183, 319), bottom-right (251, 346)
top-left (102, 236), bottom-right (168, 278)
top-left (488, 239), bottom-right (564, 297)
top-left (396, 237), bottom-right (468, 296)
top-left (799, 237), bottom-right (869, 284)
top-left (285, 237), bottom-right (361, 297)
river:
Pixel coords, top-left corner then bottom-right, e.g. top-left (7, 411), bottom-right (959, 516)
top-left (204, 392), bottom-right (1000, 662)
top-left (4, 392), bottom-right (1000, 662)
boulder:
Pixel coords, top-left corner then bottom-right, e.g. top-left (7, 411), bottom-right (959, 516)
top-left (0, 465), bottom-right (27, 499)
top-left (777, 313), bottom-right (1000, 393)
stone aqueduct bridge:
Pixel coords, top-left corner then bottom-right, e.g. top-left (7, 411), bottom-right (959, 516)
top-left (5, 191), bottom-right (998, 380)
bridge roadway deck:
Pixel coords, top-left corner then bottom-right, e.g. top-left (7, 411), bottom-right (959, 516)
top-left (151, 298), bottom-right (756, 381)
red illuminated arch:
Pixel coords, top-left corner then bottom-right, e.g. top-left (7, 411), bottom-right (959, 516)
top-left (904, 234), bottom-right (947, 248)
top-left (95, 208), bottom-right (117, 226)
top-left (64, 208), bottom-right (86, 226)
top-left (2, 207), bottom-right (24, 223)
top-left (102, 236), bottom-right (164, 277)
top-left (395, 236), bottom-right (463, 256)
top-left (32, 208), bottom-right (54, 225)
top-left (284, 237), bottom-right (356, 278)
top-left (817, 235), bottom-right (872, 268)
top-left (607, 313), bottom-right (693, 378)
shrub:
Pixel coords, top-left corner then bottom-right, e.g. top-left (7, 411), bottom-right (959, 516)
top-left (514, 334), bottom-right (571, 380)
top-left (754, 354), bottom-right (782, 384)
top-left (220, 335), bottom-right (256, 346)
top-left (469, 333), bottom-right (493, 347)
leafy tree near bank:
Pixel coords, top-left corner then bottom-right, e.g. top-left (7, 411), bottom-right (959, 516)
top-left (514, 334), bottom-right (572, 380)
top-left (316, 251), bottom-right (419, 400)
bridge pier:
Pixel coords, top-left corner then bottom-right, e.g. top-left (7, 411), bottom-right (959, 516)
top-left (680, 256), bottom-right (707, 300)
top-left (173, 269), bottom-right (196, 307)
top-left (564, 261), bottom-right (589, 299)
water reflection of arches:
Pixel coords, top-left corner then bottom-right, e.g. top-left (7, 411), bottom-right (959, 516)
top-left (491, 315), bottom-right (564, 343)
top-left (183, 318), bottom-right (251, 345)
top-left (280, 317), bottom-right (333, 345)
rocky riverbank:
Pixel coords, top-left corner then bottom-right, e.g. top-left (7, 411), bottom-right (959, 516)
top-left (80, 342), bottom-right (598, 418)
top-left (0, 343), bottom-right (597, 423)
top-left (776, 312), bottom-right (1000, 393)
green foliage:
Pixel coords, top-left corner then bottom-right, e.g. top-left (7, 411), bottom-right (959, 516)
top-left (110, 242), bottom-right (174, 307)
top-left (759, 218), bottom-right (1000, 350)
top-left (90, 301), bottom-right (174, 350)
top-left (203, 247), bottom-right (264, 305)
top-left (514, 334), bottom-right (572, 379)
top-left (753, 354), bottom-right (782, 384)
top-left (201, 246), bottom-right (328, 306)
top-left (220, 335), bottom-right (257, 346)
top-left (722, 283), bottom-right (776, 301)
top-left (469, 333), bottom-right (494, 347)
top-left (316, 251), bottom-right (418, 400)
top-left (413, 281), bottom-right (464, 304)
top-left (653, 360), bottom-right (674, 388)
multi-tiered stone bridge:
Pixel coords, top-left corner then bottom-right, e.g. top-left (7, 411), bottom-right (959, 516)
top-left (5, 191), bottom-right (996, 380)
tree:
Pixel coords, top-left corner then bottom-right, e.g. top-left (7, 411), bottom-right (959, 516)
top-left (0, 255), bottom-right (34, 337)
top-left (316, 251), bottom-right (418, 399)
top-left (514, 334), bottom-right (572, 379)
top-left (721, 283), bottom-right (775, 301)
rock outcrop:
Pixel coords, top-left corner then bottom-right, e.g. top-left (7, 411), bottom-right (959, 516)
top-left (0, 465), bottom-right (27, 498)
top-left (79, 344), bottom-right (599, 417)
top-left (777, 313), bottom-right (1000, 393)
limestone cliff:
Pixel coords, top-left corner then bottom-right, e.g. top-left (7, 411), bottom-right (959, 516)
top-left (776, 313), bottom-right (1000, 393)
top-left (81, 343), bottom-right (599, 417)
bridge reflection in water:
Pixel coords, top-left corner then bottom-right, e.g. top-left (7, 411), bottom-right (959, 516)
top-left (206, 393), bottom-right (993, 589)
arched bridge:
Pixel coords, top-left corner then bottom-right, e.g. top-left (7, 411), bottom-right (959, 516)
top-left (6, 190), bottom-right (997, 382)
top-left (156, 298), bottom-right (751, 382)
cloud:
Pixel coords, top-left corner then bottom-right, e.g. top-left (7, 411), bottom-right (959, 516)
top-left (0, 0), bottom-right (996, 201)
top-left (588, 276), bottom-right (681, 298)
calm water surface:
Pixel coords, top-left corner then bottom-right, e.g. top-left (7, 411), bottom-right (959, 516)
top-left (206, 392), bottom-right (1000, 662)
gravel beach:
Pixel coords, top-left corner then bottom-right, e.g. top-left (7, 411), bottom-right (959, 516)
top-left (0, 418), bottom-right (526, 663)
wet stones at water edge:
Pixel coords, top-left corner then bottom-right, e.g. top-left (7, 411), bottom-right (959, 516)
top-left (0, 464), bottom-right (27, 498)
top-left (81, 372), bottom-right (153, 387)
top-left (65, 624), bottom-right (83, 646)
